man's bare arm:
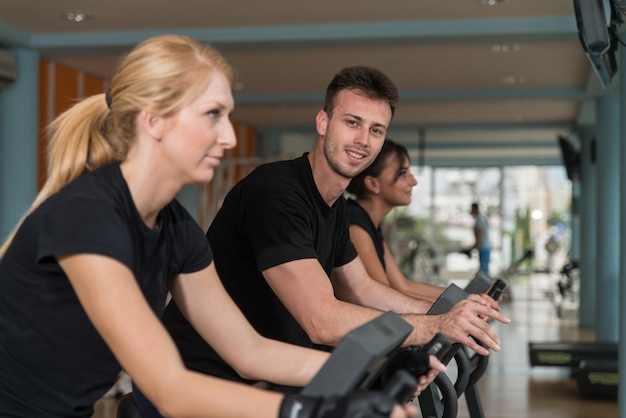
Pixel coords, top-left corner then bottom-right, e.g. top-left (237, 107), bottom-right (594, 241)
top-left (331, 257), bottom-right (433, 314)
top-left (263, 258), bottom-right (387, 347)
top-left (263, 258), bottom-right (511, 354)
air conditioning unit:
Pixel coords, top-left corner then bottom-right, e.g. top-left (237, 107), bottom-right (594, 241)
top-left (0, 49), bottom-right (17, 90)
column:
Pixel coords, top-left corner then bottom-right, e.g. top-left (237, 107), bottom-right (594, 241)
top-left (0, 48), bottom-right (39, 242)
top-left (594, 94), bottom-right (619, 342)
top-left (578, 134), bottom-right (596, 328)
top-left (618, 36), bottom-right (626, 418)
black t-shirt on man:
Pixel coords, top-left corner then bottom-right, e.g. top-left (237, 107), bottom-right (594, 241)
top-left (162, 154), bottom-right (358, 383)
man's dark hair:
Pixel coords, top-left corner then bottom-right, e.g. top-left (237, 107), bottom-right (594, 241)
top-left (347, 139), bottom-right (409, 198)
top-left (323, 66), bottom-right (399, 119)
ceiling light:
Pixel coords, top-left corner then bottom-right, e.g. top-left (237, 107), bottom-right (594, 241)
top-left (489, 43), bottom-right (520, 53)
top-left (478, 0), bottom-right (508, 5)
top-left (502, 75), bottom-right (527, 85)
top-left (64, 11), bottom-right (91, 23)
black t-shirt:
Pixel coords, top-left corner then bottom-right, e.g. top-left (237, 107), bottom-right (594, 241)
top-left (162, 154), bottom-right (358, 383)
top-left (346, 198), bottom-right (386, 271)
top-left (0, 163), bottom-right (212, 417)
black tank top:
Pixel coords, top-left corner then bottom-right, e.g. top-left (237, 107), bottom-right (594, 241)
top-left (346, 198), bottom-right (386, 271)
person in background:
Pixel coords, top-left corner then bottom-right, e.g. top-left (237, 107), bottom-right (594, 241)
top-left (345, 139), bottom-right (446, 303)
top-left (154, 66), bottom-right (510, 406)
top-left (468, 202), bottom-right (492, 276)
top-left (0, 35), bottom-right (411, 418)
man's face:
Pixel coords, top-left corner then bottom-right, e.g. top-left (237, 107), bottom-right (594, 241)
top-left (316, 89), bottom-right (392, 179)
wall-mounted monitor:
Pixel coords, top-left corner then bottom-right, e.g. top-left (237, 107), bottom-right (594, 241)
top-left (573, 0), bottom-right (619, 87)
top-left (558, 136), bottom-right (581, 182)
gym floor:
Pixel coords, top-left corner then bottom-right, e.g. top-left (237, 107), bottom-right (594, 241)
top-left (452, 273), bottom-right (617, 418)
top-left (93, 273), bottom-right (618, 418)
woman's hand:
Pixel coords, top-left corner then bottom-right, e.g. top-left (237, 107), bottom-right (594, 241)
top-left (415, 355), bottom-right (446, 394)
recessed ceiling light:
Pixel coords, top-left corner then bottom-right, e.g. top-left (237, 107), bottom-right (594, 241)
top-left (502, 75), bottom-right (527, 85)
top-left (489, 43), bottom-right (520, 53)
top-left (478, 0), bottom-right (509, 5)
top-left (64, 11), bottom-right (91, 23)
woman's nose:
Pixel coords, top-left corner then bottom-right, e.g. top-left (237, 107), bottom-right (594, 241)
top-left (221, 121), bottom-right (237, 149)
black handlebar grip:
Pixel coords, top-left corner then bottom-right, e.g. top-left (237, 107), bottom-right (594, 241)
top-left (423, 333), bottom-right (452, 361)
top-left (383, 369), bottom-right (418, 404)
top-left (487, 279), bottom-right (507, 300)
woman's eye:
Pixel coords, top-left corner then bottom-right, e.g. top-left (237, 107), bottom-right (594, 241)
top-left (207, 109), bottom-right (220, 118)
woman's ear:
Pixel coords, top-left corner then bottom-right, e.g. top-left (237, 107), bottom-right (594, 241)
top-left (138, 110), bottom-right (165, 141)
top-left (364, 175), bottom-right (380, 195)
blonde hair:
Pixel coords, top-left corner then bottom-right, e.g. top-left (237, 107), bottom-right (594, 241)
top-left (0, 34), bottom-right (233, 255)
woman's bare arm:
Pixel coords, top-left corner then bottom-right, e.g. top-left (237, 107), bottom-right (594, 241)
top-left (382, 242), bottom-right (444, 303)
top-left (349, 223), bottom-right (443, 303)
top-left (58, 254), bottom-right (284, 418)
top-left (170, 262), bottom-right (330, 387)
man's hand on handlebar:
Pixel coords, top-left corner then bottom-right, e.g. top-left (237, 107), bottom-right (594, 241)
top-left (478, 278), bottom-right (507, 317)
top-left (436, 294), bottom-right (511, 355)
top-left (478, 293), bottom-right (499, 314)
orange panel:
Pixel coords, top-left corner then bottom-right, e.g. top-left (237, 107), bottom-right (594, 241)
top-left (54, 64), bottom-right (79, 118)
top-left (83, 73), bottom-right (105, 97)
top-left (37, 63), bottom-right (106, 190)
top-left (245, 125), bottom-right (256, 157)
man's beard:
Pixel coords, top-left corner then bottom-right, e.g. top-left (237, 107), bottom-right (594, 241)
top-left (322, 135), bottom-right (372, 180)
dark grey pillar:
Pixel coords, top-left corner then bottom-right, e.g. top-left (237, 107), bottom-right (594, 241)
top-left (578, 134), bottom-right (596, 328)
top-left (594, 95), bottom-right (619, 342)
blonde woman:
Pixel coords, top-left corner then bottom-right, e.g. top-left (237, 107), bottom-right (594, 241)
top-left (0, 35), bottom-right (412, 418)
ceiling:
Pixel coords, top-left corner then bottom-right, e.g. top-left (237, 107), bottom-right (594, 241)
top-left (0, 0), bottom-right (617, 167)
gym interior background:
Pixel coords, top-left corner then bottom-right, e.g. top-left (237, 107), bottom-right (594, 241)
top-left (0, 1), bottom-right (623, 417)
